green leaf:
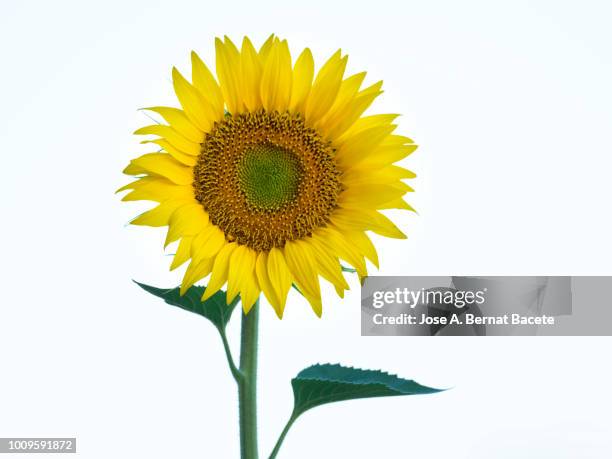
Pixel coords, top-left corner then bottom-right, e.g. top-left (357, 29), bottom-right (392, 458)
top-left (341, 265), bottom-right (357, 273)
top-left (134, 281), bottom-right (239, 330)
top-left (291, 364), bottom-right (443, 417)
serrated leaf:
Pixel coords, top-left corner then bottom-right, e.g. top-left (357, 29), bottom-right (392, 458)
top-left (268, 365), bottom-right (443, 458)
top-left (135, 281), bottom-right (239, 330)
top-left (291, 364), bottom-right (442, 417)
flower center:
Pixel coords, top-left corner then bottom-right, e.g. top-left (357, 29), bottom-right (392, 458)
top-left (193, 110), bottom-right (342, 252)
top-left (237, 144), bottom-right (303, 211)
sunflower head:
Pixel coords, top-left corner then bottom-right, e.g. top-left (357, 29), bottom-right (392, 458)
top-left (119, 35), bottom-right (417, 318)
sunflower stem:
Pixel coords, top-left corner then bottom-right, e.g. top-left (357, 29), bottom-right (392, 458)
top-left (220, 327), bottom-right (242, 383)
top-left (267, 412), bottom-right (297, 459)
top-left (238, 299), bottom-right (259, 459)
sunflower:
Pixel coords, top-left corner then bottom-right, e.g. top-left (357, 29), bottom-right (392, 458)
top-left (119, 35), bottom-right (417, 318)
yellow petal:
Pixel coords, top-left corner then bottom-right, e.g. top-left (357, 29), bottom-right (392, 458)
top-left (181, 257), bottom-right (214, 295)
top-left (122, 161), bottom-right (147, 175)
top-left (350, 141), bottom-right (418, 168)
top-left (256, 252), bottom-right (282, 318)
top-left (348, 231), bottom-right (379, 268)
top-left (381, 134), bottom-right (416, 146)
top-left (258, 34), bottom-right (275, 60)
top-left (240, 37), bottom-right (263, 112)
top-left (141, 107), bottom-right (204, 143)
top-left (266, 247), bottom-right (293, 318)
top-left (383, 165), bottom-right (417, 180)
top-left (240, 271), bottom-right (261, 314)
top-left (191, 224), bottom-right (226, 263)
top-left (165, 203), bottom-right (209, 247)
top-left (334, 124), bottom-right (397, 168)
top-left (191, 51), bottom-right (225, 118)
top-left (260, 38), bottom-right (292, 112)
top-left (140, 138), bottom-right (196, 167)
top-left (124, 153), bottom-right (193, 185)
top-left (329, 207), bottom-right (371, 231)
top-left (316, 72), bottom-right (366, 135)
top-left (130, 198), bottom-right (192, 227)
top-left (283, 240), bottom-right (322, 315)
top-left (307, 238), bottom-right (349, 291)
top-left (340, 176), bottom-right (413, 193)
top-left (377, 198), bottom-right (416, 212)
top-left (134, 125), bottom-right (201, 156)
top-left (313, 227), bottom-right (367, 277)
top-left (227, 245), bottom-right (257, 305)
top-left (289, 48), bottom-right (314, 113)
top-left (172, 67), bottom-right (215, 132)
top-left (331, 208), bottom-right (407, 239)
top-left (326, 80), bottom-right (383, 140)
top-left (215, 36), bottom-right (243, 114)
top-left (170, 236), bottom-right (193, 270)
top-left (201, 242), bottom-right (237, 301)
top-left (342, 164), bottom-right (416, 185)
top-left (339, 184), bottom-right (407, 209)
top-left (304, 50), bottom-right (348, 124)
top-left (336, 113), bottom-right (398, 146)
top-left (118, 177), bottom-right (193, 203)
top-left (301, 290), bottom-right (324, 318)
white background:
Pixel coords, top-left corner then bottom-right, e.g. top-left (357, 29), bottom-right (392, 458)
top-left (1, 0), bottom-right (611, 457)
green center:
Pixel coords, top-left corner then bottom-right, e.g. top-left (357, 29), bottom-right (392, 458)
top-left (237, 143), bottom-right (303, 211)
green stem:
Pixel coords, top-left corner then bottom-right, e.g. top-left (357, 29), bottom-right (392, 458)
top-left (219, 327), bottom-right (242, 383)
top-left (239, 299), bottom-right (259, 459)
top-left (268, 413), bottom-right (297, 459)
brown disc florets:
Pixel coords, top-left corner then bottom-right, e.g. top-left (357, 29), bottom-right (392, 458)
top-left (193, 110), bottom-right (342, 252)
